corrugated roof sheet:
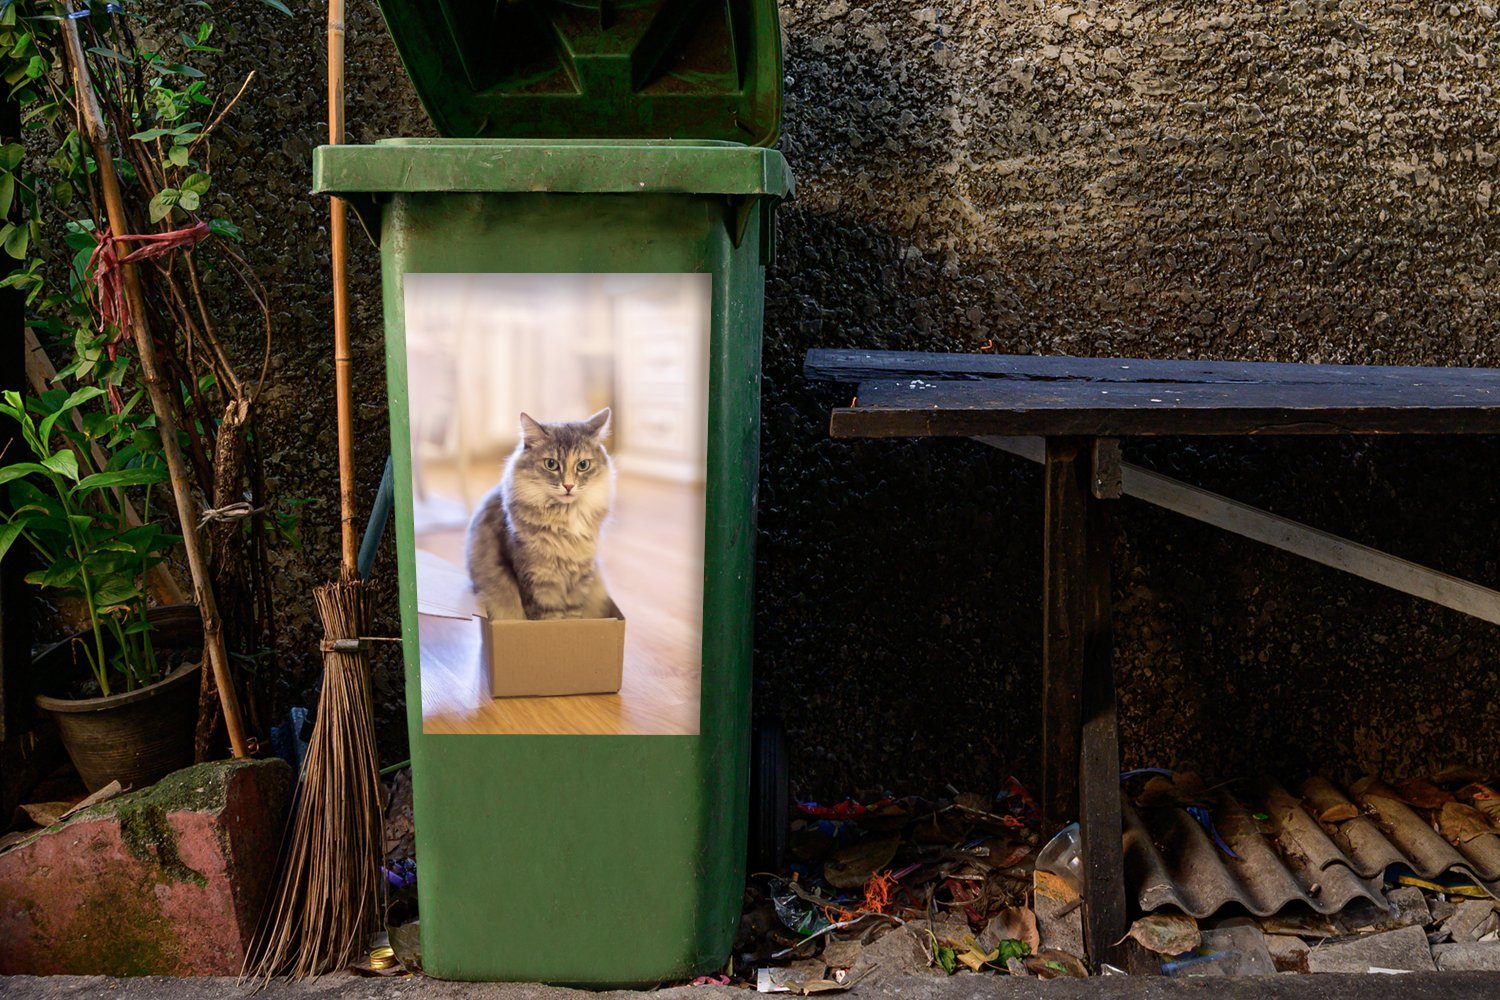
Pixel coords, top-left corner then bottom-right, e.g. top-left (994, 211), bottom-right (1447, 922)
top-left (1124, 777), bottom-right (1500, 920)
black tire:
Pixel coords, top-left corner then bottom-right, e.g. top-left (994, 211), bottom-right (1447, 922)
top-left (748, 719), bottom-right (788, 873)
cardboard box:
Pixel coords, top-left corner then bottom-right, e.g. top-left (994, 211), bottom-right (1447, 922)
top-left (479, 614), bottom-right (626, 698)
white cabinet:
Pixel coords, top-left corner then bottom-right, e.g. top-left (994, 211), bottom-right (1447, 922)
top-left (610, 278), bottom-right (710, 483)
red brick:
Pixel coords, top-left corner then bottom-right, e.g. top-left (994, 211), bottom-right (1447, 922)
top-left (0, 758), bottom-right (291, 975)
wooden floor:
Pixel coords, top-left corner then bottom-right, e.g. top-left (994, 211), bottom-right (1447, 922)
top-left (415, 473), bottom-right (704, 736)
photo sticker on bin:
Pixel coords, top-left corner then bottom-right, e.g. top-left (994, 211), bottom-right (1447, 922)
top-left (404, 273), bottom-right (709, 737)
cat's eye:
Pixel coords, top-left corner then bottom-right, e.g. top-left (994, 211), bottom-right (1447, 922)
top-left (543, 458), bottom-right (560, 471)
top-left (576, 459), bottom-right (591, 472)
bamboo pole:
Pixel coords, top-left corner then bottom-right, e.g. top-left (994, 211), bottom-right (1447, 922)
top-left (328, 0), bottom-right (357, 577)
top-left (61, 8), bottom-right (248, 758)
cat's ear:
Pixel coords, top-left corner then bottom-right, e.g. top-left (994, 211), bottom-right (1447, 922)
top-left (518, 412), bottom-right (550, 448)
top-left (583, 407), bottom-right (612, 440)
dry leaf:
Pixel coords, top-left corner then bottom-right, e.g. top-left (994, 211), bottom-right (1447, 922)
top-left (1433, 765), bottom-right (1488, 786)
top-left (1396, 778), bottom-right (1454, 811)
top-left (824, 837), bottom-right (899, 889)
top-left (1136, 776), bottom-right (1178, 807)
top-left (993, 906), bottom-right (1040, 955)
top-left (1316, 802), bottom-right (1359, 823)
top-left (1122, 912), bottom-right (1200, 956)
top-left (1438, 801), bottom-right (1497, 845)
top-left (60, 780), bottom-right (124, 820)
top-left (18, 802), bottom-right (69, 828)
top-left (1352, 776), bottom-right (1403, 803)
top-left (1025, 949), bottom-right (1088, 978)
top-left (1458, 784), bottom-right (1500, 824)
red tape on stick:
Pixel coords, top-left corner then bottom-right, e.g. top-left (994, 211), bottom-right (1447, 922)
top-left (87, 220), bottom-right (211, 408)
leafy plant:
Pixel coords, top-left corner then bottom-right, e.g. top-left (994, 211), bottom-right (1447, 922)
top-left (0, 386), bottom-right (179, 695)
top-left (0, 0), bottom-right (292, 745)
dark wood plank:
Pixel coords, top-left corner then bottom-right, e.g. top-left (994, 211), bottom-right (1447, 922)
top-left (1079, 491), bottom-right (1127, 968)
top-left (1041, 438), bottom-right (1086, 833)
top-left (975, 435), bottom-right (1500, 627)
top-left (831, 377), bottom-right (1500, 437)
top-left (806, 348), bottom-right (1500, 391)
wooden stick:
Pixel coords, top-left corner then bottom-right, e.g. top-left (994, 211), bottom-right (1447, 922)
top-left (61, 8), bottom-right (248, 758)
top-left (24, 330), bottom-right (186, 607)
top-left (976, 435), bottom-right (1500, 626)
top-left (328, 0), bottom-right (357, 578)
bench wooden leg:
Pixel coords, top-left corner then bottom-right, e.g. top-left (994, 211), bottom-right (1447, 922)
top-left (1043, 436), bottom-right (1127, 967)
top-left (1080, 492), bottom-right (1127, 966)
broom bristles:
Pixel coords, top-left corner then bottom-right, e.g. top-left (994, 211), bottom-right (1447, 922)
top-left (244, 579), bottom-right (383, 980)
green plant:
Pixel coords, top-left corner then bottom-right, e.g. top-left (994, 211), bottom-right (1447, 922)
top-left (0, 385), bottom-right (179, 695)
top-left (0, 0), bottom-right (292, 747)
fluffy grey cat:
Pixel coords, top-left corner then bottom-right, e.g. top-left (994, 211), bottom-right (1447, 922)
top-left (466, 408), bottom-right (618, 621)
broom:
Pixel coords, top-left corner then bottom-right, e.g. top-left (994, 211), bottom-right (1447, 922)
top-left (244, 0), bottom-right (383, 977)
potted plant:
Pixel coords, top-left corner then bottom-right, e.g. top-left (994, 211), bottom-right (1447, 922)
top-left (0, 385), bottom-right (200, 791)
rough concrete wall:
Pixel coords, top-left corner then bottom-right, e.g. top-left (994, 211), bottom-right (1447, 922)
top-left (192, 1), bottom-right (1498, 793)
top-left (759, 0), bottom-right (1500, 796)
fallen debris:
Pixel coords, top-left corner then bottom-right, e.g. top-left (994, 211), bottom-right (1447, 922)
top-left (1123, 912), bottom-right (1200, 956)
top-left (740, 784), bottom-right (1056, 986)
top-left (1265, 933), bottom-right (1310, 973)
top-left (737, 769), bottom-right (1500, 984)
top-left (1306, 924), bottom-right (1438, 974)
top-left (1433, 941), bottom-right (1500, 971)
top-left (1441, 900), bottom-right (1498, 943)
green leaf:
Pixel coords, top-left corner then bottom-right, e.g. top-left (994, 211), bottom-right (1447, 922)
top-left (995, 939), bottom-right (1030, 963)
top-left (76, 467), bottom-right (167, 492)
top-left (0, 462), bottom-right (51, 486)
top-left (63, 219), bottom-right (98, 250)
top-left (86, 45), bottom-right (133, 65)
top-left (26, 557), bottom-right (81, 589)
top-left (207, 218), bottom-right (241, 241)
top-left (2, 220), bottom-right (27, 258)
top-left (129, 127), bottom-right (176, 141)
top-left (0, 142), bottom-right (22, 171)
top-left (258, 0), bottom-right (294, 15)
top-left (91, 579), bottom-right (142, 608)
top-left (166, 145), bottom-right (190, 167)
top-left (41, 450), bottom-right (79, 481)
top-left (177, 189), bottom-right (200, 212)
top-left (180, 171), bottom-right (210, 195)
top-left (0, 172), bottom-right (13, 218)
top-left (0, 519), bottom-right (25, 563)
top-left (37, 385), bottom-right (105, 443)
top-left (148, 188), bottom-right (178, 222)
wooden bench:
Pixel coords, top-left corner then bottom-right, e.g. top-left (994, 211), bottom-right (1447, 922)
top-left (804, 348), bottom-right (1500, 965)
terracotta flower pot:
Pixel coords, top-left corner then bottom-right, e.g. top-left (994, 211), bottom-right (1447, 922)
top-left (33, 604), bottom-right (203, 792)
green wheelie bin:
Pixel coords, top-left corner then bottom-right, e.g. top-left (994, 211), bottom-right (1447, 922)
top-left (312, 0), bottom-right (791, 985)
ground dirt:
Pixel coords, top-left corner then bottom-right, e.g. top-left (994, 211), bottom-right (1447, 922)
top-left (5, 973), bottom-right (1500, 1000)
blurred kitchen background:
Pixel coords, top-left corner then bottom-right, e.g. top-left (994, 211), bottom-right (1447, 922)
top-left (405, 272), bottom-right (711, 523)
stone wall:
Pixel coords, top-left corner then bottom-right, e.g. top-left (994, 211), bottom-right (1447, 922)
top-left (199, 1), bottom-right (1499, 794)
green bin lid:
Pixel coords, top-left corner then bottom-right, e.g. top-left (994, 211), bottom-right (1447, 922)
top-left (372, 0), bottom-right (783, 146)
